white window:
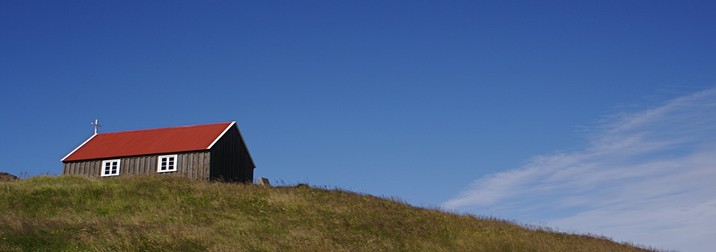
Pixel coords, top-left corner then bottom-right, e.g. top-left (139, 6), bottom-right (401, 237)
top-left (157, 154), bottom-right (178, 173)
top-left (101, 159), bottom-right (121, 177)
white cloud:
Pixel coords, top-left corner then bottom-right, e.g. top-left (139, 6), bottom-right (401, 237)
top-left (442, 88), bottom-right (716, 251)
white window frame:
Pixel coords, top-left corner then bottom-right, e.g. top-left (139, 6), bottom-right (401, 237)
top-left (157, 154), bottom-right (178, 173)
top-left (101, 159), bottom-right (121, 177)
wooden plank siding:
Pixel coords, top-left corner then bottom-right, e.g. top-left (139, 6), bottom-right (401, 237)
top-left (63, 160), bottom-right (102, 177)
top-left (209, 126), bottom-right (255, 183)
top-left (62, 151), bottom-right (211, 180)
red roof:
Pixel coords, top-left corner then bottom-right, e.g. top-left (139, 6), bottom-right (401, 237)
top-left (62, 122), bottom-right (235, 162)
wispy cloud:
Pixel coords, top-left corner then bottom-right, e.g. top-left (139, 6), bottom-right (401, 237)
top-left (443, 88), bottom-right (716, 251)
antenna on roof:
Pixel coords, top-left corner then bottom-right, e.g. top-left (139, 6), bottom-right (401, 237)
top-left (91, 119), bottom-right (101, 134)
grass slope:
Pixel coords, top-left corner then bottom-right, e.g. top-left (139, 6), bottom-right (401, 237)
top-left (0, 176), bottom-right (652, 251)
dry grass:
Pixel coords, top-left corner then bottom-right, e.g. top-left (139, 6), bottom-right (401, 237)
top-left (0, 176), bottom-right (656, 251)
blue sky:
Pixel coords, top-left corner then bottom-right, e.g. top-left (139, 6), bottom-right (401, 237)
top-left (1, 1), bottom-right (715, 251)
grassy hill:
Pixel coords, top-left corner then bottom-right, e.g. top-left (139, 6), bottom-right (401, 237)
top-left (0, 176), bottom-right (653, 251)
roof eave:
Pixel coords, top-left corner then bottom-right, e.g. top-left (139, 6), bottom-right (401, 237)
top-left (235, 123), bottom-right (257, 168)
top-left (61, 133), bottom-right (98, 162)
top-left (62, 149), bottom-right (211, 163)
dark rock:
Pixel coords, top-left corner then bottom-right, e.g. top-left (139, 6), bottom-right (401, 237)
top-left (0, 172), bottom-right (19, 181)
top-left (257, 177), bottom-right (271, 186)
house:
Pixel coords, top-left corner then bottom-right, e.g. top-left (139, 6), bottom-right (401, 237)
top-left (61, 121), bottom-right (255, 183)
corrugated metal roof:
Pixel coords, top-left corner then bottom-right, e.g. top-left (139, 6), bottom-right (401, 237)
top-left (62, 122), bottom-right (234, 162)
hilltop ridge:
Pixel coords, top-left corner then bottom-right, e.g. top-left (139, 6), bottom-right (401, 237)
top-left (0, 176), bottom-right (654, 251)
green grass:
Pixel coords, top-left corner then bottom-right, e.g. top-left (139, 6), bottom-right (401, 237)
top-left (0, 176), bottom-right (655, 251)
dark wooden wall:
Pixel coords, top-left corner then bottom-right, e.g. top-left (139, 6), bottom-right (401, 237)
top-left (209, 125), bottom-right (255, 183)
top-left (62, 151), bottom-right (211, 180)
top-left (63, 160), bottom-right (102, 177)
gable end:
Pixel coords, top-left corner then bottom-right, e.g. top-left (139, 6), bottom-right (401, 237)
top-left (61, 133), bottom-right (97, 162)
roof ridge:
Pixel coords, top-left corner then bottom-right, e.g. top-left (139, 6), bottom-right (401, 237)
top-left (97, 122), bottom-right (232, 135)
